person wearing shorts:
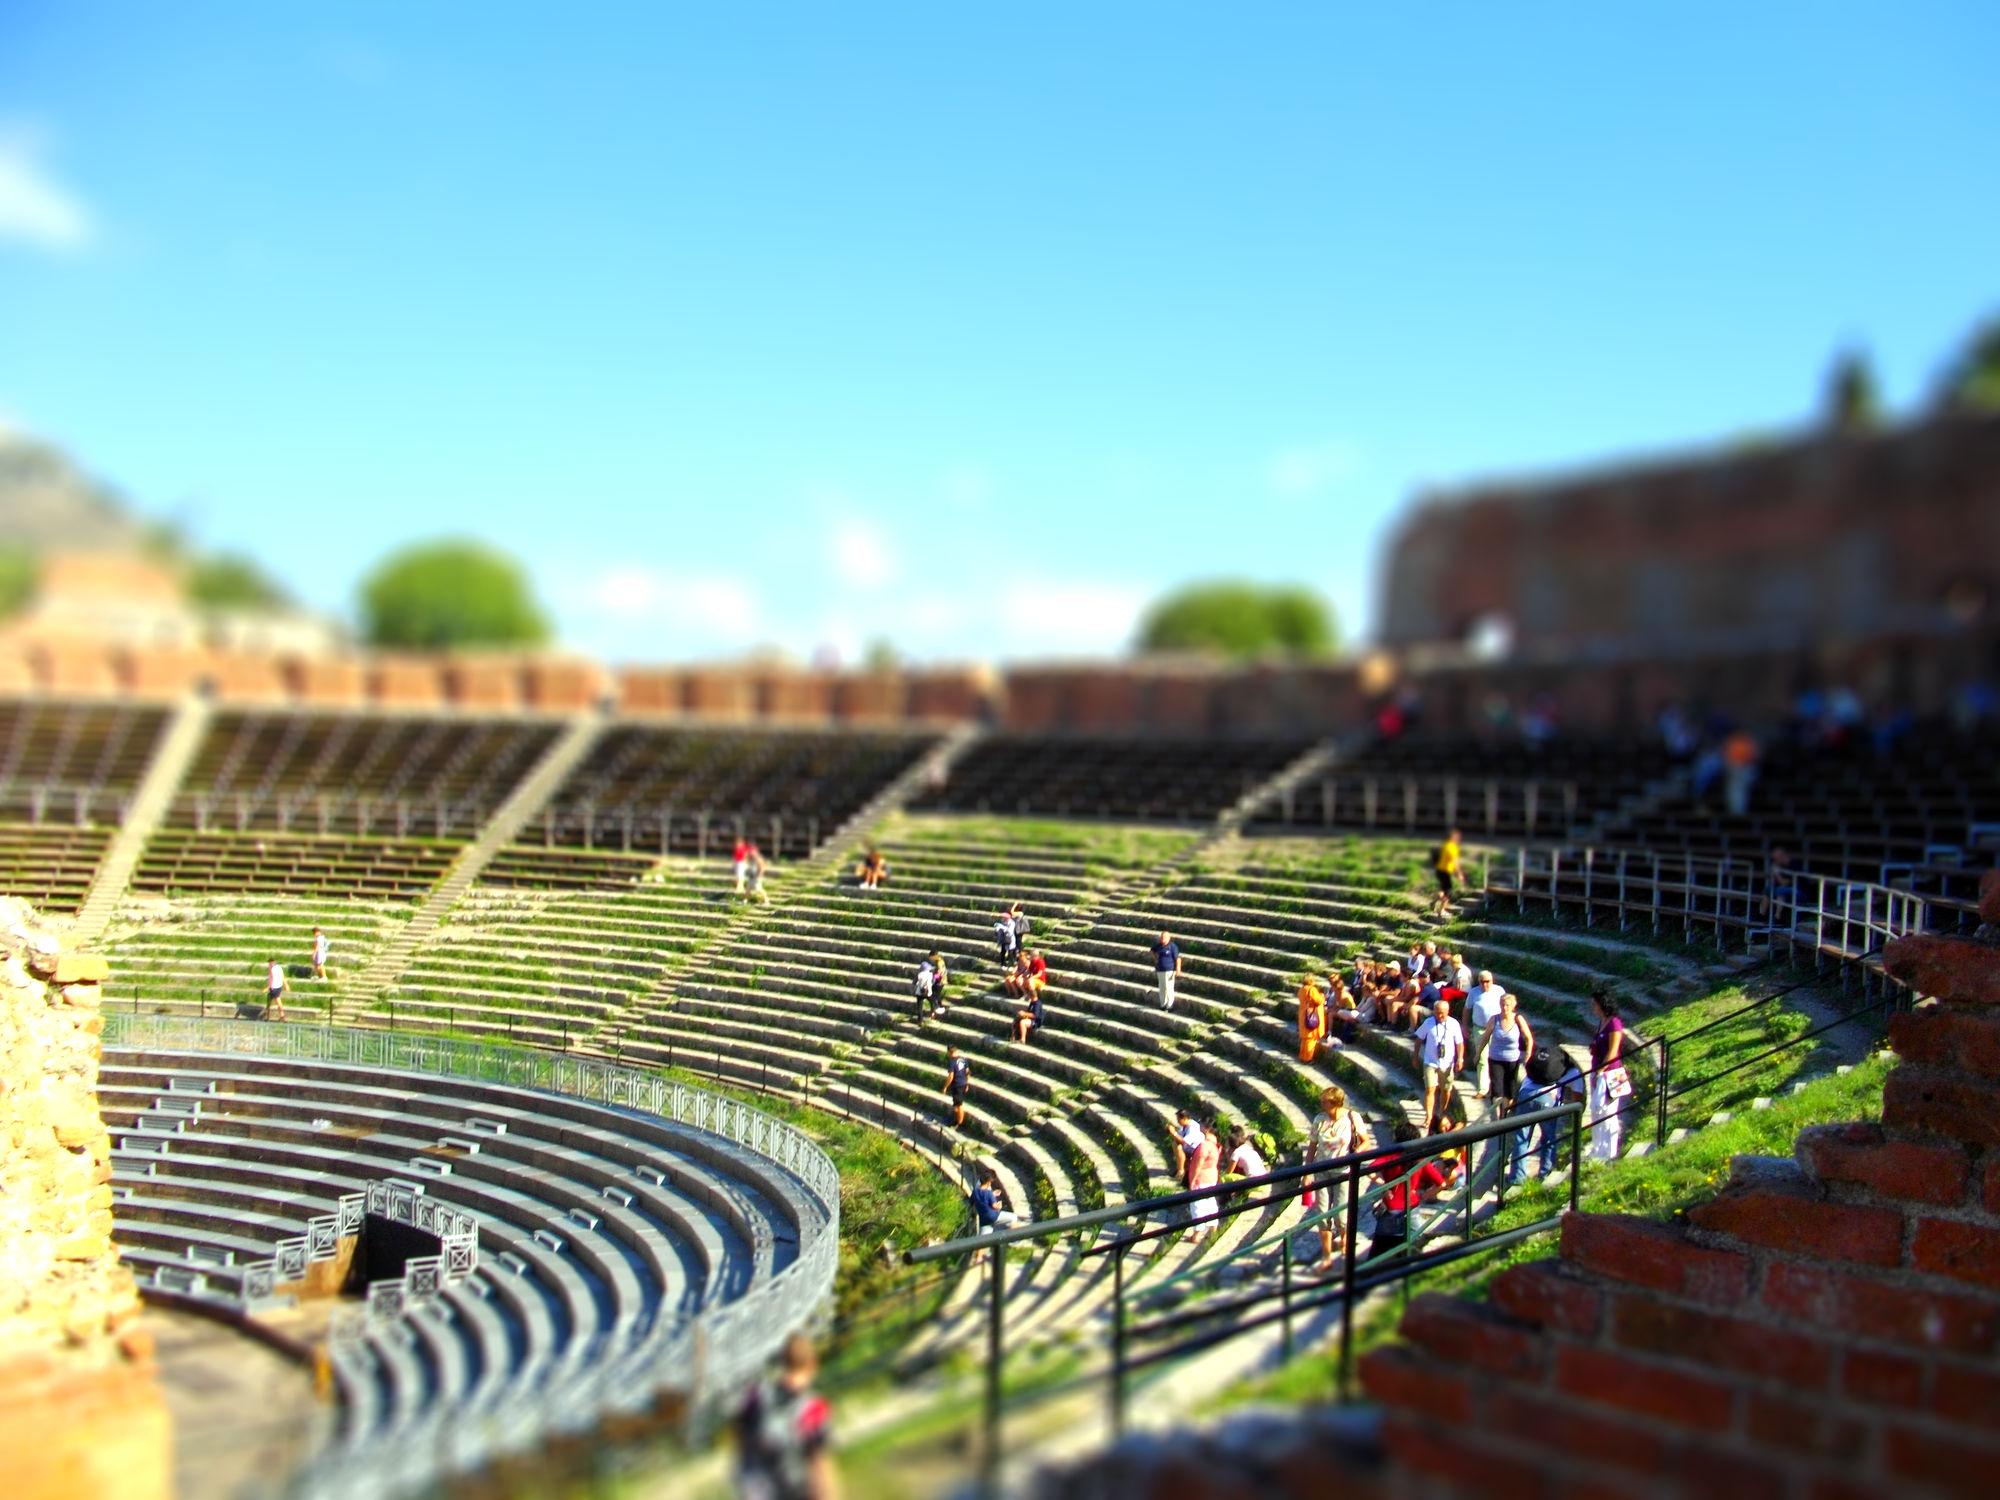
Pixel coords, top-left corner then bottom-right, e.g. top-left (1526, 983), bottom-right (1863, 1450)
top-left (1431, 829), bottom-right (1462, 917)
top-left (265, 959), bottom-right (288, 1021)
top-left (942, 1048), bottom-right (971, 1128)
top-left (1412, 997), bottom-right (1465, 1133)
top-left (310, 927), bottom-right (330, 981)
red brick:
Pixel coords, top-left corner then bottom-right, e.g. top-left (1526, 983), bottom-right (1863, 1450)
top-left (1379, 1412), bottom-right (1546, 1500)
top-left (1887, 1008), bottom-right (2000, 1078)
top-left (1841, 1348), bottom-right (1927, 1408)
top-left (1489, 1260), bottom-right (1605, 1338)
top-left (1761, 1260), bottom-right (2000, 1354)
top-left (1356, 1345), bottom-right (1472, 1423)
top-left (1981, 869), bottom-right (2000, 927)
top-left (1560, 1214), bottom-right (1751, 1307)
top-left (1744, 1388), bottom-right (1868, 1461)
top-left (1553, 1345), bottom-right (1736, 1430)
top-left (1609, 1296), bottom-right (1832, 1388)
top-left (1399, 1293), bottom-right (1546, 1379)
top-left (1883, 1422), bottom-right (2000, 1497)
top-left (1488, 1387), bottom-right (1667, 1476)
top-left (1911, 1217), bottom-right (2000, 1291)
top-left (1883, 1068), bottom-right (2000, 1149)
top-left (1796, 1121), bottom-right (1971, 1207)
top-left (1689, 1186), bottom-right (1904, 1268)
top-left (1931, 1360), bottom-right (2000, 1426)
top-left (1807, 1479), bottom-right (1888, 1500)
top-left (1674, 1439), bottom-right (1798, 1500)
top-left (1883, 935), bottom-right (2000, 1008)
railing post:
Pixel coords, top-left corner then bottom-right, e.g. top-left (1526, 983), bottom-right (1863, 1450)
top-left (1338, 1161), bottom-right (1360, 1399)
top-left (1110, 1242), bottom-right (1129, 1436)
top-left (1656, 1036), bottom-right (1670, 1148)
top-left (1280, 1235), bottom-right (1294, 1361)
top-left (983, 1243), bottom-right (1005, 1497)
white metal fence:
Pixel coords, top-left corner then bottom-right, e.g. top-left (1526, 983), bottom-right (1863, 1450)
top-left (105, 1014), bottom-right (840, 1500)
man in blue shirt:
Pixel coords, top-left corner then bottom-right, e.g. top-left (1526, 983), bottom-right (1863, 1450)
top-left (1147, 930), bottom-right (1185, 1012)
top-left (941, 1047), bottom-right (971, 1128)
top-left (970, 1169), bottom-right (1020, 1264)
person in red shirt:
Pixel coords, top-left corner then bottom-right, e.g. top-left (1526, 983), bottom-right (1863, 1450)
top-left (733, 1332), bottom-right (835, 1500)
top-left (733, 836), bottom-right (752, 895)
top-left (1366, 1123), bottom-right (1449, 1261)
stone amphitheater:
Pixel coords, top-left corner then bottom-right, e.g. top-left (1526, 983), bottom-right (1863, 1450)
top-left (0, 693), bottom-right (1992, 1496)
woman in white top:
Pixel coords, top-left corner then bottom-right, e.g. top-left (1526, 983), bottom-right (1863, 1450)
top-left (1226, 1127), bottom-right (1267, 1180)
top-left (1306, 1085), bottom-right (1372, 1270)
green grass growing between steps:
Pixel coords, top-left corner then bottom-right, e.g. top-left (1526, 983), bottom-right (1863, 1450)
top-left (1208, 1052), bottom-right (1892, 1410)
top-left (879, 814), bottom-right (1199, 869)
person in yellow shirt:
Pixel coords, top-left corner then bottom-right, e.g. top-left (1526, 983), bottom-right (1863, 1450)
top-left (1430, 828), bottom-right (1463, 917)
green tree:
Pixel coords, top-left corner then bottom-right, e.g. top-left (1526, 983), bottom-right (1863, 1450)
top-left (1136, 580), bottom-right (1337, 657)
top-left (1825, 349), bottom-right (1881, 430)
top-left (358, 539), bottom-right (551, 650)
top-left (1937, 316), bottom-right (2000, 412)
top-left (185, 551), bottom-right (294, 610)
top-left (0, 545), bottom-right (38, 620)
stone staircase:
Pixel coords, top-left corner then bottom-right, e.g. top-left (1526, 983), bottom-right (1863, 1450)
top-left (72, 696), bottom-right (213, 944)
top-left (343, 715), bottom-right (604, 1012)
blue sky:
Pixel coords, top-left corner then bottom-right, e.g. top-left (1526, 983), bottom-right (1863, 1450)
top-left (2, 4), bottom-right (1995, 664)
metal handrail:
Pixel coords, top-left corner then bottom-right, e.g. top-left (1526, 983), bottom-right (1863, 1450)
top-left (908, 1102), bottom-right (1584, 1496)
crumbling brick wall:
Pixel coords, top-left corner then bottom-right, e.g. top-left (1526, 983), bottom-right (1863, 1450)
top-left (1037, 870), bottom-right (2000, 1500)
top-left (0, 897), bottom-right (170, 1500)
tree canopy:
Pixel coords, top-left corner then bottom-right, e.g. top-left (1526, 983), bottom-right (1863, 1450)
top-left (185, 551), bottom-right (294, 611)
top-left (358, 539), bottom-right (551, 650)
top-left (1937, 316), bottom-right (2000, 412)
top-left (1135, 580), bottom-right (1337, 658)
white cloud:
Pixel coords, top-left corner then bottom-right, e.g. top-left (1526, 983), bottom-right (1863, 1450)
top-left (0, 127), bottom-right (93, 254)
top-left (1267, 441), bottom-right (1359, 501)
top-left (831, 519), bottom-right (894, 589)
top-left (555, 565), bottom-right (762, 657)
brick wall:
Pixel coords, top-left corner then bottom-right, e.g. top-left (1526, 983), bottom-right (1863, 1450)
top-left (1038, 870), bottom-right (2000, 1500)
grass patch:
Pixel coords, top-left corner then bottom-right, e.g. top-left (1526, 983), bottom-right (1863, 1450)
top-left (1212, 1053), bottom-right (1891, 1409)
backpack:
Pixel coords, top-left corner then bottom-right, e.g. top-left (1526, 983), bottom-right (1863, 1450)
top-left (913, 965), bottom-right (934, 998)
top-left (737, 1380), bottom-right (826, 1500)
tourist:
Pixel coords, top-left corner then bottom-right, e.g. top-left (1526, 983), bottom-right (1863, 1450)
top-left (1481, 994), bottom-right (1534, 1116)
top-left (1185, 1121), bottom-right (1222, 1242)
top-left (746, 844), bottom-right (771, 904)
top-left (310, 926), bottom-right (330, 981)
top-left (856, 847), bottom-right (888, 889)
top-left (1325, 975), bottom-right (1360, 1045)
top-left (1148, 929), bottom-right (1185, 1012)
top-left (1412, 996), bottom-right (1465, 1134)
top-left (732, 1331), bottom-right (835, 1500)
top-left (1507, 1047), bottom-right (1577, 1189)
top-left (733, 835), bottom-right (752, 896)
top-left (912, 952), bottom-right (947, 1025)
top-left (1405, 942), bottom-right (1426, 979)
top-left (1380, 964), bottom-right (1420, 1032)
top-left (1296, 975), bottom-right (1329, 1062)
top-left (1431, 828), bottom-right (1463, 917)
top-left (1366, 1123), bottom-right (1448, 1262)
top-left (1225, 1126), bottom-right (1267, 1181)
top-left (1174, 1110), bottom-right (1206, 1187)
top-left (1760, 846), bottom-right (1797, 924)
top-left (1586, 989), bottom-right (1634, 1161)
top-left (1012, 987), bottom-right (1044, 1045)
top-left (1466, 970), bottom-right (1506, 1096)
top-left (1306, 1086), bottom-right (1371, 1269)
top-left (993, 906), bottom-right (1020, 967)
top-left (1450, 951), bottom-right (1473, 993)
top-left (970, 1169), bottom-right (1020, 1263)
top-left (265, 958), bottom-right (288, 1021)
top-left (1723, 730), bottom-right (1761, 816)
top-left (941, 1047), bottom-right (971, 1129)
top-left (1004, 949), bottom-right (1047, 1000)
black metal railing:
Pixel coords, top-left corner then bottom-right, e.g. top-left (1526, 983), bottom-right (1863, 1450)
top-left (906, 1102), bottom-right (1584, 1496)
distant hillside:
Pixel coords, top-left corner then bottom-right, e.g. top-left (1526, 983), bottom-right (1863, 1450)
top-left (0, 425), bottom-right (147, 554)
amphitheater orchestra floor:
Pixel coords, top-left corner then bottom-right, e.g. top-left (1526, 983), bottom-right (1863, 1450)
top-left (144, 1305), bottom-right (329, 1500)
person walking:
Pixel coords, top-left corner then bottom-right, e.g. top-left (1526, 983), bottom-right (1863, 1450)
top-left (941, 1048), bottom-right (971, 1129)
top-left (264, 959), bottom-right (289, 1021)
top-left (1185, 1121), bottom-right (1222, 1243)
top-left (1306, 1086), bottom-right (1371, 1270)
top-left (310, 927), bottom-right (330, 982)
top-left (912, 952), bottom-right (947, 1025)
top-left (1430, 828), bottom-right (1463, 917)
top-left (1148, 930), bottom-right (1185, 1012)
top-left (1481, 993), bottom-right (1534, 1116)
top-left (733, 835), bottom-right (753, 896)
top-left (1412, 996), bottom-right (1466, 1134)
top-left (746, 845), bottom-right (771, 904)
top-left (1296, 975), bottom-right (1329, 1063)
top-left (1466, 970), bottom-right (1506, 1096)
top-left (993, 906), bottom-right (1020, 968)
top-left (732, 1331), bottom-right (836, 1500)
top-left (1586, 989), bottom-right (1633, 1161)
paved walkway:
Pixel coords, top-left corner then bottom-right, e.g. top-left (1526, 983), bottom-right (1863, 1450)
top-left (146, 1305), bottom-right (329, 1500)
